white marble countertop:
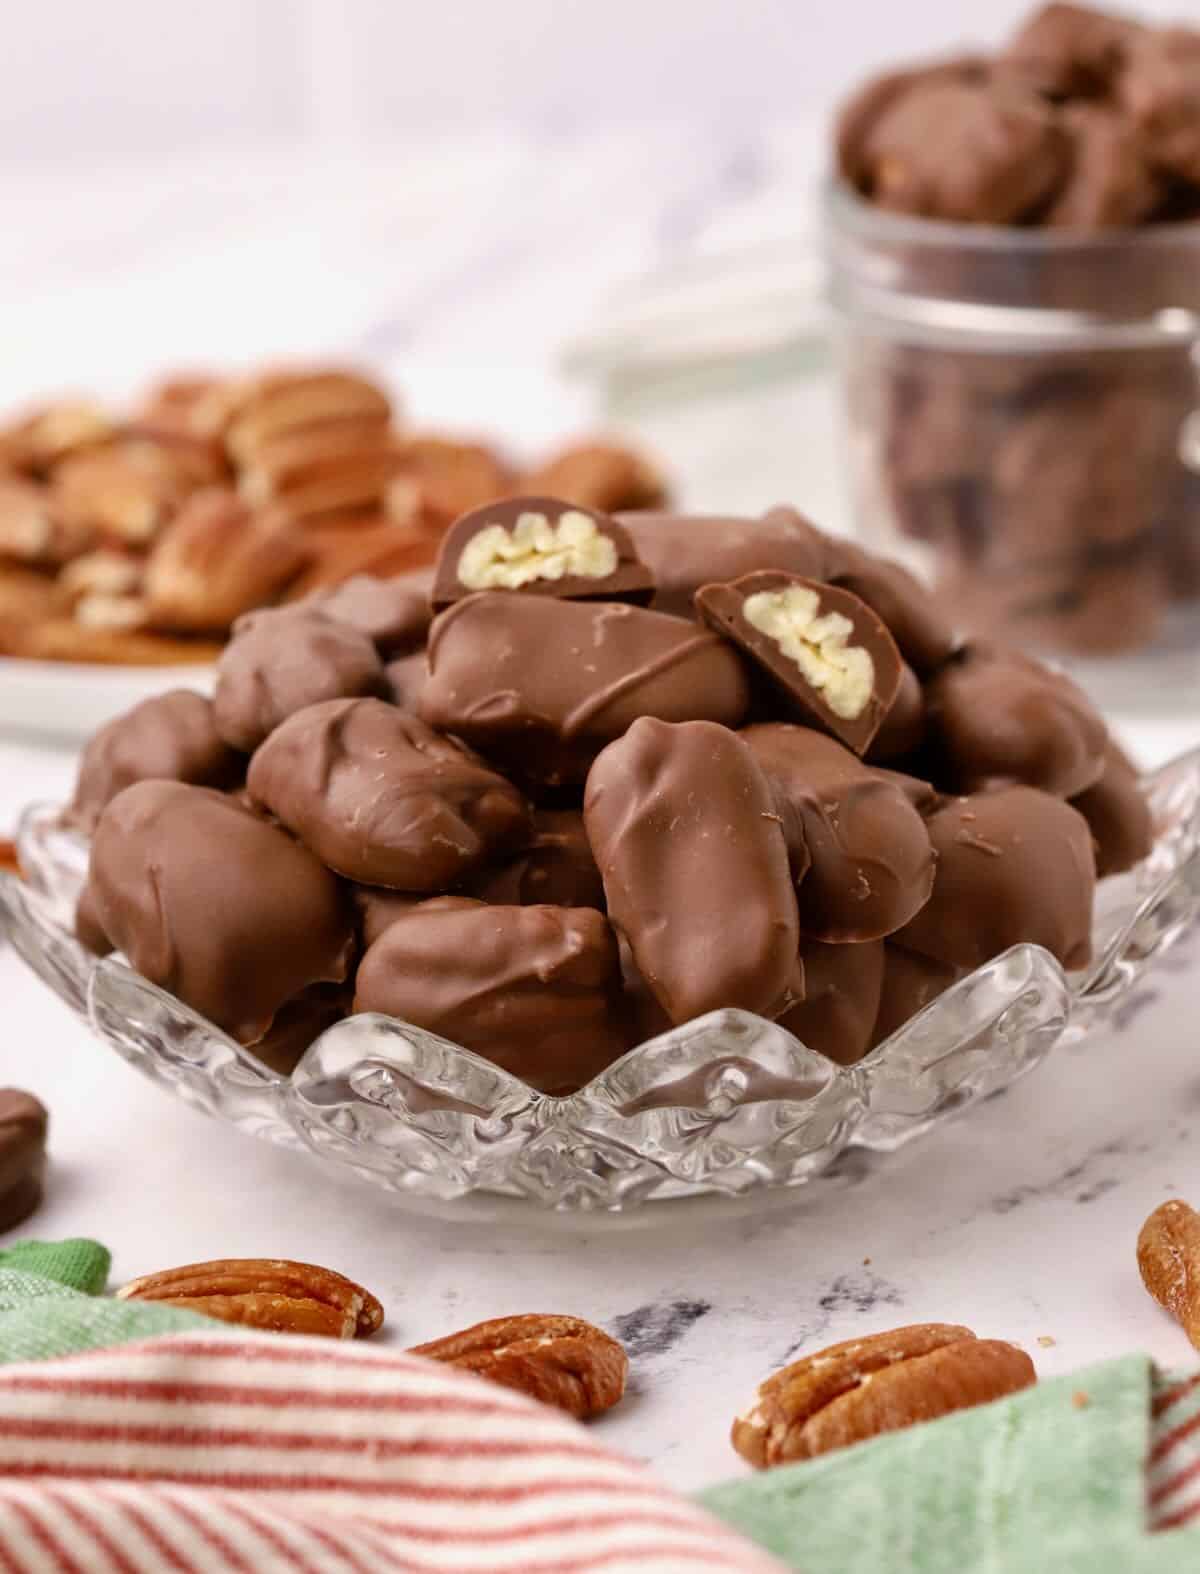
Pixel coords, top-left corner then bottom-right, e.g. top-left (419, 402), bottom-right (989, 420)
top-left (3, 134), bottom-right (1200, 1498)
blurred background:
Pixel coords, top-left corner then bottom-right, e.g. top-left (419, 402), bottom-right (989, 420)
top-left (3, 0), bottom-right (1187, 438)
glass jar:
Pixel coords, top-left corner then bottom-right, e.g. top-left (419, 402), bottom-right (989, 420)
top-left (825, 183), bottom-right (1200, 699)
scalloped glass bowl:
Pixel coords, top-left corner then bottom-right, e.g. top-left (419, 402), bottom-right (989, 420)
top-left (4, 747), bottom-right (1200, 1214)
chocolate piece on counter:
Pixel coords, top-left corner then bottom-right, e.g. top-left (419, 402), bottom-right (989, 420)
top-left (894, 786), bottom-right (1096, 972)
top-left (464, 808), bottom-right (606, 911)
top-left (871, 946), bottom-right (964, 1051)
top-left (70, 689), bottom-right (243, 833)
top-left (0, 1089), bottom-right (48, 1235)
top-left (382, 651), bottom-right (427, 713)
top-left (247, 698), bottom-right (530, 892)
top-left (74, 882), bottom-right (114, 958)
top-left (584, 718), bottom-right (800, 1026)
top-left (1120, 27), bottom-right (1200, 183)
top-left (1045, 104), bottom-right (1162, 229)
top-left (836, 57), bottom-right (988, 187)
top-left (303, 574), bottom-right (431, 657)
top-left (925, 644), bottom-right (1107, 798)
top-left (742, 724), bottom-right (936, 943)
top-left (1070, 739), bottom-right (1153, 877)
top-left (87, 781), bottom-right (355, 1044)
top-left (827, 541), bottom-right (958, 678)
top-left (618, 506), bottom-right (836, 619)
top-left (862, 78), bottom-right (1069, 223)
top-left (213, 611), bottom-right (383, 753)
top-left (421, 593), bottom-right (750, 787)
top-left (697, 572), bottom-right (903, 756)
top-left (245, 985), bottom-right (348, 1077)
top-left (866, 663), bottom-right (926, 763)
top-left (1003, 3), bottom-right (1141, 99)
top-left (354, 898), bottom-right (626, 1094)
top-left (777, 940), bottom-right (885, 1066)
top-left (431, 496), bottom-right (654, 611)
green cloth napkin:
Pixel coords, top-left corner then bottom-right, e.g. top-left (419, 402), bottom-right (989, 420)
top-left (0, 1236), bottom-right (208, 1365)
top-left (702, 1354), bottom-right (1196, 1573)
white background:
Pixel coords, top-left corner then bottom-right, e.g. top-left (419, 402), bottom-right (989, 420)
top-left (3, 0), bottom-right (1192, 161)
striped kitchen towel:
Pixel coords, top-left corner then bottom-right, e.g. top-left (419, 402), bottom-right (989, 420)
top-left (0, 1328), bottom-right (784, 1573)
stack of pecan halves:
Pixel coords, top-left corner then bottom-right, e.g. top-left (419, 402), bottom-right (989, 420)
top-left (0, 366), bottom-right (667, 666)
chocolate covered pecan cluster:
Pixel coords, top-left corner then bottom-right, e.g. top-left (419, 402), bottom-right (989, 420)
top-left (71, 499), bottom-right (1150, 1090)
top-left (0, 365), bottom-right (667, 666)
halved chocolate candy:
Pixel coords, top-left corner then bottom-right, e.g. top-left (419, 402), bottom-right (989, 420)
top-left (431, 496), bottom-right (654, 610)
top-left (697, 572), bottom-right (903, 756)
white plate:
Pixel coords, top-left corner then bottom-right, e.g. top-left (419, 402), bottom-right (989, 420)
top-left (0, 658), bottom-right (216, 740)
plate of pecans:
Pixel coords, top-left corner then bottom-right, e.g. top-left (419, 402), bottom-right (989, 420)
top-left (0, 363), bottom-right (668, 738)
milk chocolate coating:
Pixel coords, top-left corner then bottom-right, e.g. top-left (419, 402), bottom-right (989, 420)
top-left (464, 808), bottom-right (606, 911)
top-left (384, 651), bottom-right (428, 712)
top-left (303, 574), bottom-right (431, 656)
top-left (421, 593), bottom-right (750, 787)
top-left (777, 940), bottom-right (885, 1066)
top-left (618, 506), bottom-right (836, 618)
top-left (245, 984), bottom-right (348, 1077)
top-left (1070, 738), bottom-right (1153, 877)
top-left (214, 612), bottom-right (383, 753)
top-left (827, 542), bottom-right (960, 677)
top-left (1004, 2), bottom-right (1141, 99)
top-left (354, 887), bottom-right (427, 949)
top-left (894, 786), bottom-right (1096, 972)
top-left (871, 946), bottom-right (964, 1050)
top-left (867, 663), bottom-right (926, 763)
top-left (926, 644), bottom-right (1107, 798)
top-left (74, 882), bottom-right (114, 958)
top-left (836, 57), bottom-right (988, 186)
top-left (431, 496), bottom-right (654, 610)
top-left (353, 897), bottom-right (626, 1094)
top-left (0, 1089), bottom-right (48, 1235)
top-left (696, 572), bottom-right (903, 756)
top-left (1119, 26), bottom-right (1200, 183)
top-left (742, 724), bottom-right (936, 943)
top-left (584, 718), bottom-right (800, 1026)
top-left (70, 690), bottom-right (242, 833)
top-left (861, 77), bottom-right (1069, 223)
top-left (87, 781), bottom-right (355, 1044)
top-left (246, 698), bottom-right (530, 891)
top-left (1045, 103), bottom-right (1161, 229)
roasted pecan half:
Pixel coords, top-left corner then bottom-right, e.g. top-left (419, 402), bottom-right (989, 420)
top-left (410, 1314), bottom-right (628, 1418)
top-left (116, 1258), bottom-right (383, 1339)
top-left (1139, 1199), bottom-right (1200, 1348)
top-left (732, 1322), bottom-right (1036, 1468)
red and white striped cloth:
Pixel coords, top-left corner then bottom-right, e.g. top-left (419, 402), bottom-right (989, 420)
top-left (1149, 1369), bottom-right (1200, 1534)
top-left (0, 1330), bottom-right (784, 1573)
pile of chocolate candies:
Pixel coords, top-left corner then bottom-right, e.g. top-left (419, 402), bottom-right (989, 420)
top-left (70, 498), bottom-right (1152, 1093)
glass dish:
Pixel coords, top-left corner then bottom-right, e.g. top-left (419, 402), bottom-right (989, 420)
top-left (4, 748), bottom-right (1200, 1215)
